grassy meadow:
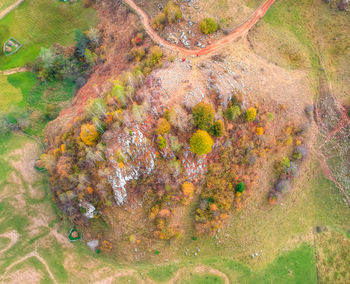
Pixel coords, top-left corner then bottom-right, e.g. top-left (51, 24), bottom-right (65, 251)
top-left (0, 0), bottom-right (97, 70)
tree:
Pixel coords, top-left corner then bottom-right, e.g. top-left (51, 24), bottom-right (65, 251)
top-left (211, 120), bottom-right (225, 137)
top-left (167, 105), bottom-right (191, 131)
top-left (152, 12), bottom-right (166, 30)
top-left (75, 29), bottom-right (89, 58)
top-left (157, 135), bottom-right (167, 149)
top-left (87, 27), bottom-right (100, 47)
top-left (235, 182), bottom-right (245, 193)
top-left (80, 124), bottom-right (99, 146)
top-left (192, 102), bottom-right (215, 131)
top-left (111, 83), bottom-right (126, 104)
top-left (224, 105), bottom-right (241, 121)
top-left (156, 118), bottom-right (171, 135)
top-left (164, 1), bottom-right (183, 25)
top-left (246, 107), bottom-right (257, 122)
top-left (199, 18), bottom-right (219, 35)
top-left (190, 130), bottom-right (213, 155)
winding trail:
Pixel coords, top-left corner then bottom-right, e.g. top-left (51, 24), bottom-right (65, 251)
top-left (0, 0), bottom-right (24, 20)
top-left (123, 0), bottom-right (276, 56)
top-left (4, 251), bottom-right (58, 284)
top-left (0, 230), bottom-right (18, 255)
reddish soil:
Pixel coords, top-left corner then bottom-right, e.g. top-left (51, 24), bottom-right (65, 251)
top-left (124, 0), bottom-right (276, 56)
top-left (44, 0), bottom-right (140, 146)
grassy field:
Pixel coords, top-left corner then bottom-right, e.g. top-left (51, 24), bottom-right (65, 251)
top-left (248, 0), bottom-right (350, 103)
top-left (0, 75), bottom-right (22, 110)
top-left (0, 0), bottom-right (97, 70)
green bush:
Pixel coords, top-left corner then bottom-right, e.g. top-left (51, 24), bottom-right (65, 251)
top-left (199, 18), bottom-right (219, 35)
top-left (246, 107), bottom-right (257, 122)
top-left (190, 130), bottom-right (213, 155)
top-left (236, 182), bottom-right (245, 193)
top-left (225, 105), bottom-right (241, 121)
top-left (164, 1), bottom-right (183, 24)
top-left (157, 135), bottom-right (167, 149)
top-left (192, 102), bottom-right (215, 131)
top-left (111, 83), bottom-right (125, 104)
top-left (211, 120), bottom-right (225, 137)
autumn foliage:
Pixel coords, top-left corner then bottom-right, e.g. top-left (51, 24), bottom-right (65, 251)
top-left (192, 102), bottom-right (215, 131)
top-left (190, 130), bottom-right (213, 155)
top-left (156, 118), bottom-right (171, 135)
top-left (80, 123), bottom-right (99, 146)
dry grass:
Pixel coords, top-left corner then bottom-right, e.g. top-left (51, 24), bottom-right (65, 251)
top-left (316, 230), bottom-right (350, 283)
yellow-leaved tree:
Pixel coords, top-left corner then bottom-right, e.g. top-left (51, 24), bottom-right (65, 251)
top-left (80, 124), bottom-right (99, 146)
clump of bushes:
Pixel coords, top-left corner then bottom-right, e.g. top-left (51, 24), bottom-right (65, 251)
top-left (210, 120), bottom-right (225, 137)
top-left (164, 1), bottom-right (183, 24)
top-left (192, 102), bottom-right (215, 131)
top-left (152, 1), bottom-right (183, 30)
top-left (199, 18), bottom-right (219, 35)
top-left (246, 107), bottom-right (257, 122)
top-left (190, 130), bottom-right (213, 155)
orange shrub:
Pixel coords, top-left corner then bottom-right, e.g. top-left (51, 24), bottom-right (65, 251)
top-left (80, 124), bottom-right (99, 146)
top-left (182, 182), bottom-right (194, 205)
top-left (156, 118), bottom-right (171, 135)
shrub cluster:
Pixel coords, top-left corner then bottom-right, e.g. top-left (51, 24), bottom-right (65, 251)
top-left (199, 18), bottom-right (219, 35)
top-left (152, 1), bottom-right (183, 30)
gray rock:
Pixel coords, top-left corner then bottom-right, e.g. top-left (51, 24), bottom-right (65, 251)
top-left (87, 239), bottom-right (99, 251)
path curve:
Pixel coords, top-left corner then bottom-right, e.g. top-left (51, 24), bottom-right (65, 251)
top-left (0, 0), bottom-right (24, 20)
top-left (0, 230), bottom-right (19, 255)
top-left (3, 251), bottom-right (58, 284)
top-left (123, 0), bottom-right (276, 56)
top-left (0, 67), bottom-right (29, 75)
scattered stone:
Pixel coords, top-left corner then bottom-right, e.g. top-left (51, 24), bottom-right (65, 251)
top-left (87, 239), bottom-right (99, 251)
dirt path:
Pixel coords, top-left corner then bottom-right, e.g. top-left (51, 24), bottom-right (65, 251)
top-left (4, 251), bottom-right (58, 284)
top-left (0, 67), bottom-right (29, 75)
top-left (123, 0), bottom-right (275, 56)
top-left (0, 230), bottom-right (19, 255)
top-left (0, 0), bottom-right (24, 20)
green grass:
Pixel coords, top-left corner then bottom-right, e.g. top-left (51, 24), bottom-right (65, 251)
top-left (248, 244), bottom-right (317, 284)
top-left (0, 236), bottom-right (11, 250)
top-left (5, 256), bottom-right (52, 283)
top-left (0, 75), bottom-right (22, 110)
top-left (263, 0), bottom-right (320, 71)
top-left (7, 72), bottom-right (75, 110)
top-left (181, 273), bottom-right (224, 284)
top-left (0, 0), bottom-right (97, 70)
top-left (114, 275), bottom-right (139, 284)
top-left (147, 264), bottom-right (179, 282)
